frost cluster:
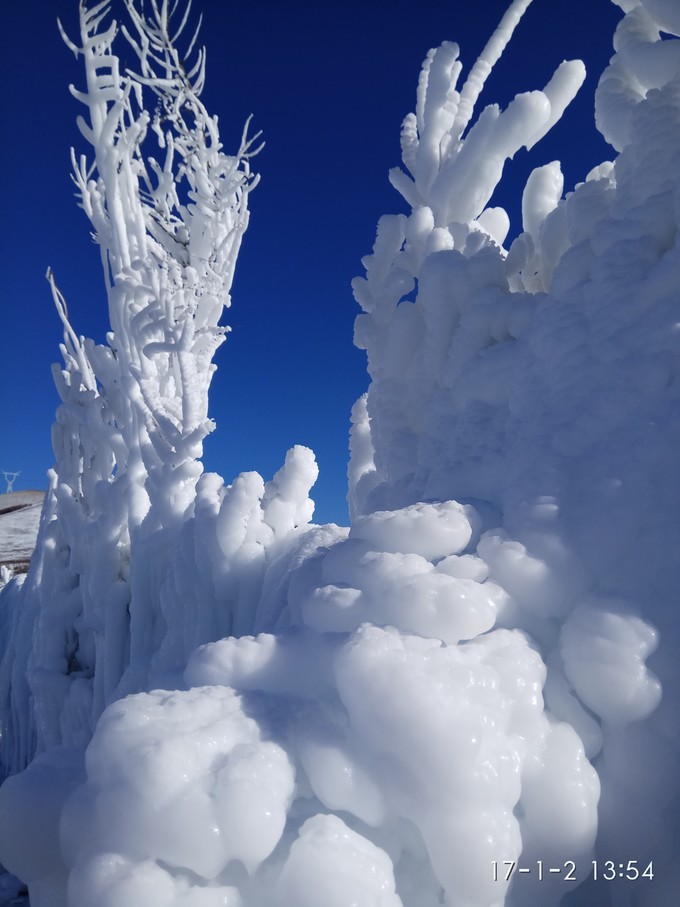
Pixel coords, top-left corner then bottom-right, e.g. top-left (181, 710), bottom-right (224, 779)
top-left (1, 1), bottom-right (679, 906)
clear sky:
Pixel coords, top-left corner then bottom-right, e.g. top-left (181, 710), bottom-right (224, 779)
top-left (0, 0), bottom-right (621, 524)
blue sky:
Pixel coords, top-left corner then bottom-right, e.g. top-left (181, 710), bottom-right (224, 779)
top-left (0, 0), bottom-right (621, 524)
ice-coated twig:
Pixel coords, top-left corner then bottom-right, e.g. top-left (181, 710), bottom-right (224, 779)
top-left (46, 267), bottom-right (97, 393)
top-left (451, 0), bottom-right (534, 142)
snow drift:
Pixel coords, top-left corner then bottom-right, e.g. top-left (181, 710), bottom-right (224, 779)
top-left (1, 0), bottom-right (679, 905)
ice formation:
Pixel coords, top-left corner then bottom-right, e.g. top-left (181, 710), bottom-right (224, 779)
top-left (1, 0), bottom-right (679, 905)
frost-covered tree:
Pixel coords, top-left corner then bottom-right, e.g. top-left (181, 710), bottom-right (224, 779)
top-left (0, 0), bottom-right (317, 773)
top-left (46, 0), bottom-right (260, 531)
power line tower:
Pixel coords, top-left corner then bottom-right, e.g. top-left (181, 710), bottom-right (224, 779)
top-left (2, 471), bottom-right (20, 494)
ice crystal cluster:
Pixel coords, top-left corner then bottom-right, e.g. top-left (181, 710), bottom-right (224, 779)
top-left (1, 0), bottom-right (679, 905)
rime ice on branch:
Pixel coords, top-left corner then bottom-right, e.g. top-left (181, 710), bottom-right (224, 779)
top-left (385, 0), bottom-right (584, 244)
top-left (351, 0), bottom-right (585, 514)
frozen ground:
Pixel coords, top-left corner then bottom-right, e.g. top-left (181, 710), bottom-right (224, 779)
top-left (0, 492), bottom-right (44, 580)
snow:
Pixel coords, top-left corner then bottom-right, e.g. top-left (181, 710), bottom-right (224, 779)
top-left (1, 0), bottom-right (680, 905)
top-left (276, 814), bottom-right (402, 907)
top-left (559, 602), bottom-right (662, 725)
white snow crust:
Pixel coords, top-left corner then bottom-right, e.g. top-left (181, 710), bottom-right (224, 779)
top-left (1, 1), bottom-right (680, 906)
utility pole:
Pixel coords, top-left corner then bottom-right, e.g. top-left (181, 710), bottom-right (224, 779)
top-left (2, 471), bottom-right (20, 494)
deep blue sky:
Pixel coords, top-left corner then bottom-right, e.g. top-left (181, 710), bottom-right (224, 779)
top-left (0, 0), bottom-right (621, 524)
